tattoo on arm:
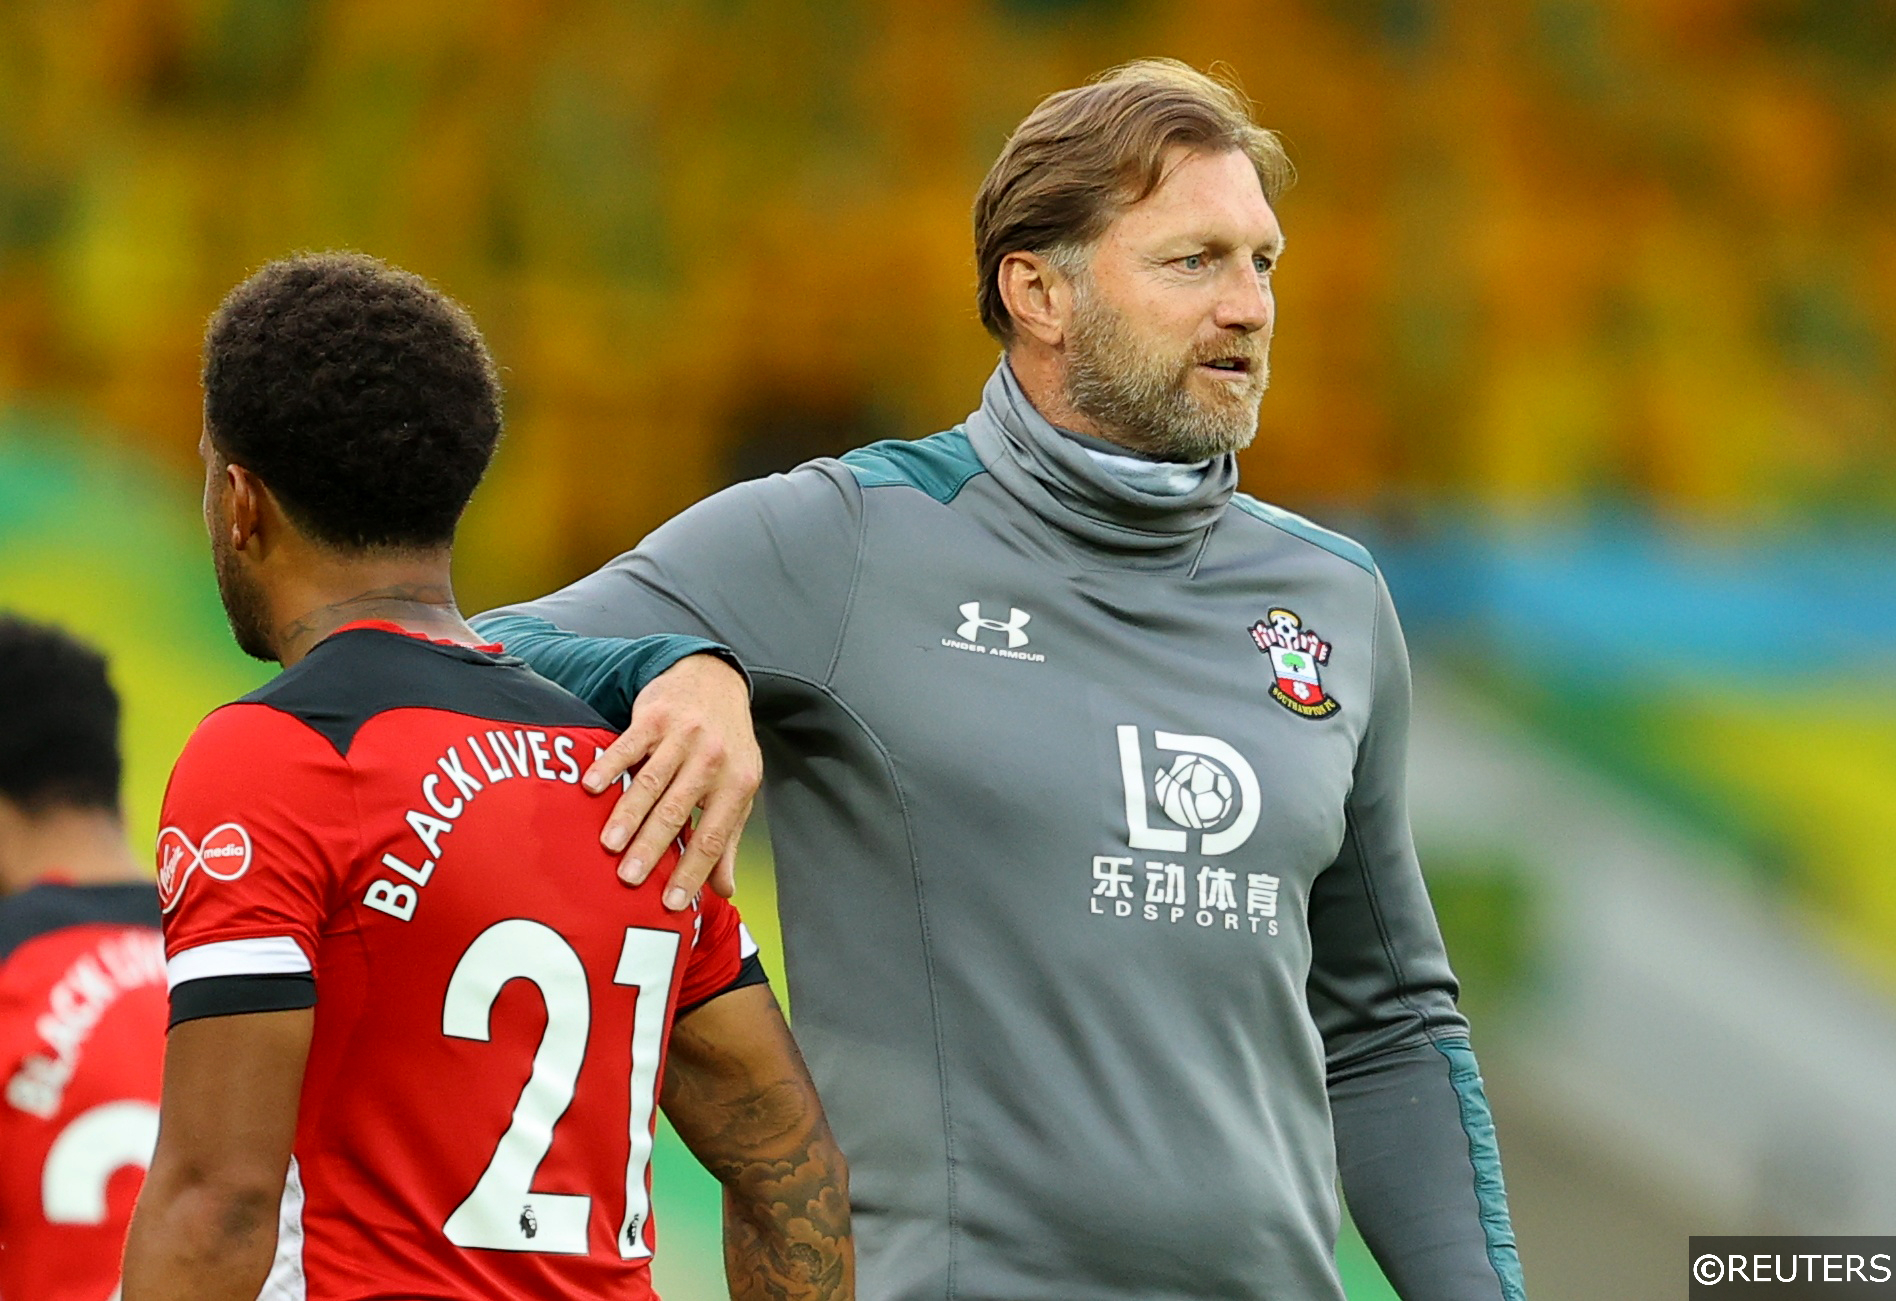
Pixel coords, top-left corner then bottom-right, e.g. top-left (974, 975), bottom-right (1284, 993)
top-left (719, 1143), bottom-right (852, 1300)
top-left (661, 987), bottom-right (853, 1300)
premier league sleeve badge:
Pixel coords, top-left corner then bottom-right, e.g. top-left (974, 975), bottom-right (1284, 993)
top-left (1249, 608), bottom-right (1342, 719)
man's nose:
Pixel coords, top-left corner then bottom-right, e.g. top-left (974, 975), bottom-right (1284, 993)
top-left (1213, 263), bottom-right (1272, 333)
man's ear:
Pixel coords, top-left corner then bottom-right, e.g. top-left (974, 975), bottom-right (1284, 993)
top-left (997, 250), bottom-right (1076, 349)
top-left (222, 462), bottom-right (269, 556)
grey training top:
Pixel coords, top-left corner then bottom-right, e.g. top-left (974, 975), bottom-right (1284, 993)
top-left (479, 362), bottom-right (1526, 1301)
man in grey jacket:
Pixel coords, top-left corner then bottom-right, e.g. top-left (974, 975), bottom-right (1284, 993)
top-left (480, 59), bottom-right (1526, 1301)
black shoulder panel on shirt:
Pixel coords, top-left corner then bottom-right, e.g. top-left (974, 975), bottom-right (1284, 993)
top-left (0, 881), bottom-right (161, 966)
top-left (242, 628), bottom-right (612, 757)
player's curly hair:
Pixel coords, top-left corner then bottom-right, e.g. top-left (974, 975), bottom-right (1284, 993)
top-left (203, 251), bottom-right (501, 551)
top-left (0, 615), bottom-right (121, 815)
top-left (973, 59), bottom-right (1294, 342)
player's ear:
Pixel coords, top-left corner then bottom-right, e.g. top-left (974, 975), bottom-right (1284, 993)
top-left (998, 250), bottom-right (1073, 349)
top-left (223, 462), bottom-right (269, 555)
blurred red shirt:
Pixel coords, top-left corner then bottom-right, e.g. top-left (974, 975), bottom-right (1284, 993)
top-left (0, 881), bottom-right (165, 1301)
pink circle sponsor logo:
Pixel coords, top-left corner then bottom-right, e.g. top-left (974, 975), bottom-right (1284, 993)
top-left (155, 822), bottom-right (253, 913)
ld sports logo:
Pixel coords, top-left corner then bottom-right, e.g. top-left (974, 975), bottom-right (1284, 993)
top-left (1090, 727), bottom-right (1282, 937)
top-left (156, 823), bottom-right (253, 913)
top-left (1250, 608), bottom-right (1341, 719)
top-left (1116, 727), bottom-right (1259, 857)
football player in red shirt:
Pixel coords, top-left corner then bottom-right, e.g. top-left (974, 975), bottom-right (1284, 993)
top-left (0, 615), bottom-right (167, 1301)
top-left (122, 253), bottom-right (851, 1301)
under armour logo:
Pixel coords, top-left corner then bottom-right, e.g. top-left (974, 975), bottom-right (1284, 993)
top-left (958, 602), bottom-right (1032, 649)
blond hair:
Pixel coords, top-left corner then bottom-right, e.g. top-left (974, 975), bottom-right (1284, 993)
top-left (972, 59), bottom-right (1293, 341)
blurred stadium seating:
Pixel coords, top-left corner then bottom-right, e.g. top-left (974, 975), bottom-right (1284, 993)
top-left (2, 3), bottom-right (1891, 1297)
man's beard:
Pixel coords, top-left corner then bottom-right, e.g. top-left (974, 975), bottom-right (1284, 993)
top-left (1063, 279), bottom-right (1269, 462)
top-left (211, 536), bottom-right (278, 663)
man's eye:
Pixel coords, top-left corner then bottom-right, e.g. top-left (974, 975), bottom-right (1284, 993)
top-left (1180, 254), bottom-right (1205, 271)
top-left (1254, 255), bottom-right (1274, 274)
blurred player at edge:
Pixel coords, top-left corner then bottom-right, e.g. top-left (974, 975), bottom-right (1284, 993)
top-left (121, 253), bottom-right (851, 1301)
top-left (0, 616), bottom-right (165, 1301)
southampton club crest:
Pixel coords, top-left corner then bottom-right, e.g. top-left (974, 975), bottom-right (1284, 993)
top-left (1249, 608), bottom-right (1342, 719)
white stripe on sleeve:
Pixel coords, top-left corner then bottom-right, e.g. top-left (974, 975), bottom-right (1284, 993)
top-left (166, 936), bottom-right (312, 990)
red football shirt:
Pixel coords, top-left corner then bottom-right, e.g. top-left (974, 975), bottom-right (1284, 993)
top-left (0, 882), bottom-right (166, 1301)
top-left (156, 625), bottom-right (763, 1300)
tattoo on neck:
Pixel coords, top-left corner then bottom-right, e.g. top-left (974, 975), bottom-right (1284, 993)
top-left (277, 585), bottom-right (462, 659)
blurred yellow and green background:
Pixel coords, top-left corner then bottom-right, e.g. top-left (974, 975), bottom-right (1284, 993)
top-left (2, 2), bottom-right (1892, 1296)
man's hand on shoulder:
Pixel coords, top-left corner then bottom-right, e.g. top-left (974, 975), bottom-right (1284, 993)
top-left (584, 652), bottom-right (761, 909)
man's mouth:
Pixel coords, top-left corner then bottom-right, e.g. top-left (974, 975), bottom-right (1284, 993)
top-left (1198, 356), bottom-right (1253, 374)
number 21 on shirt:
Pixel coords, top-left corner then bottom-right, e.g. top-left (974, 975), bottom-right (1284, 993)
top-left (440, 920), bottom-right (677, 1258)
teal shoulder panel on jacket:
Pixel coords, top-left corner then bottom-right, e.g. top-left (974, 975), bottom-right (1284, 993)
top-left (840, 427), bottom-right (986, 503)
top-left (1230, 493), bottom-right (1376, 575)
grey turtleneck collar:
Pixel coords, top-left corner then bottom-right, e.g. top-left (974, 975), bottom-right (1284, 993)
top-left (960, 360), bottom-right (1238, 554)
top-left (1079, 445), bottom-right (1214, 497)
